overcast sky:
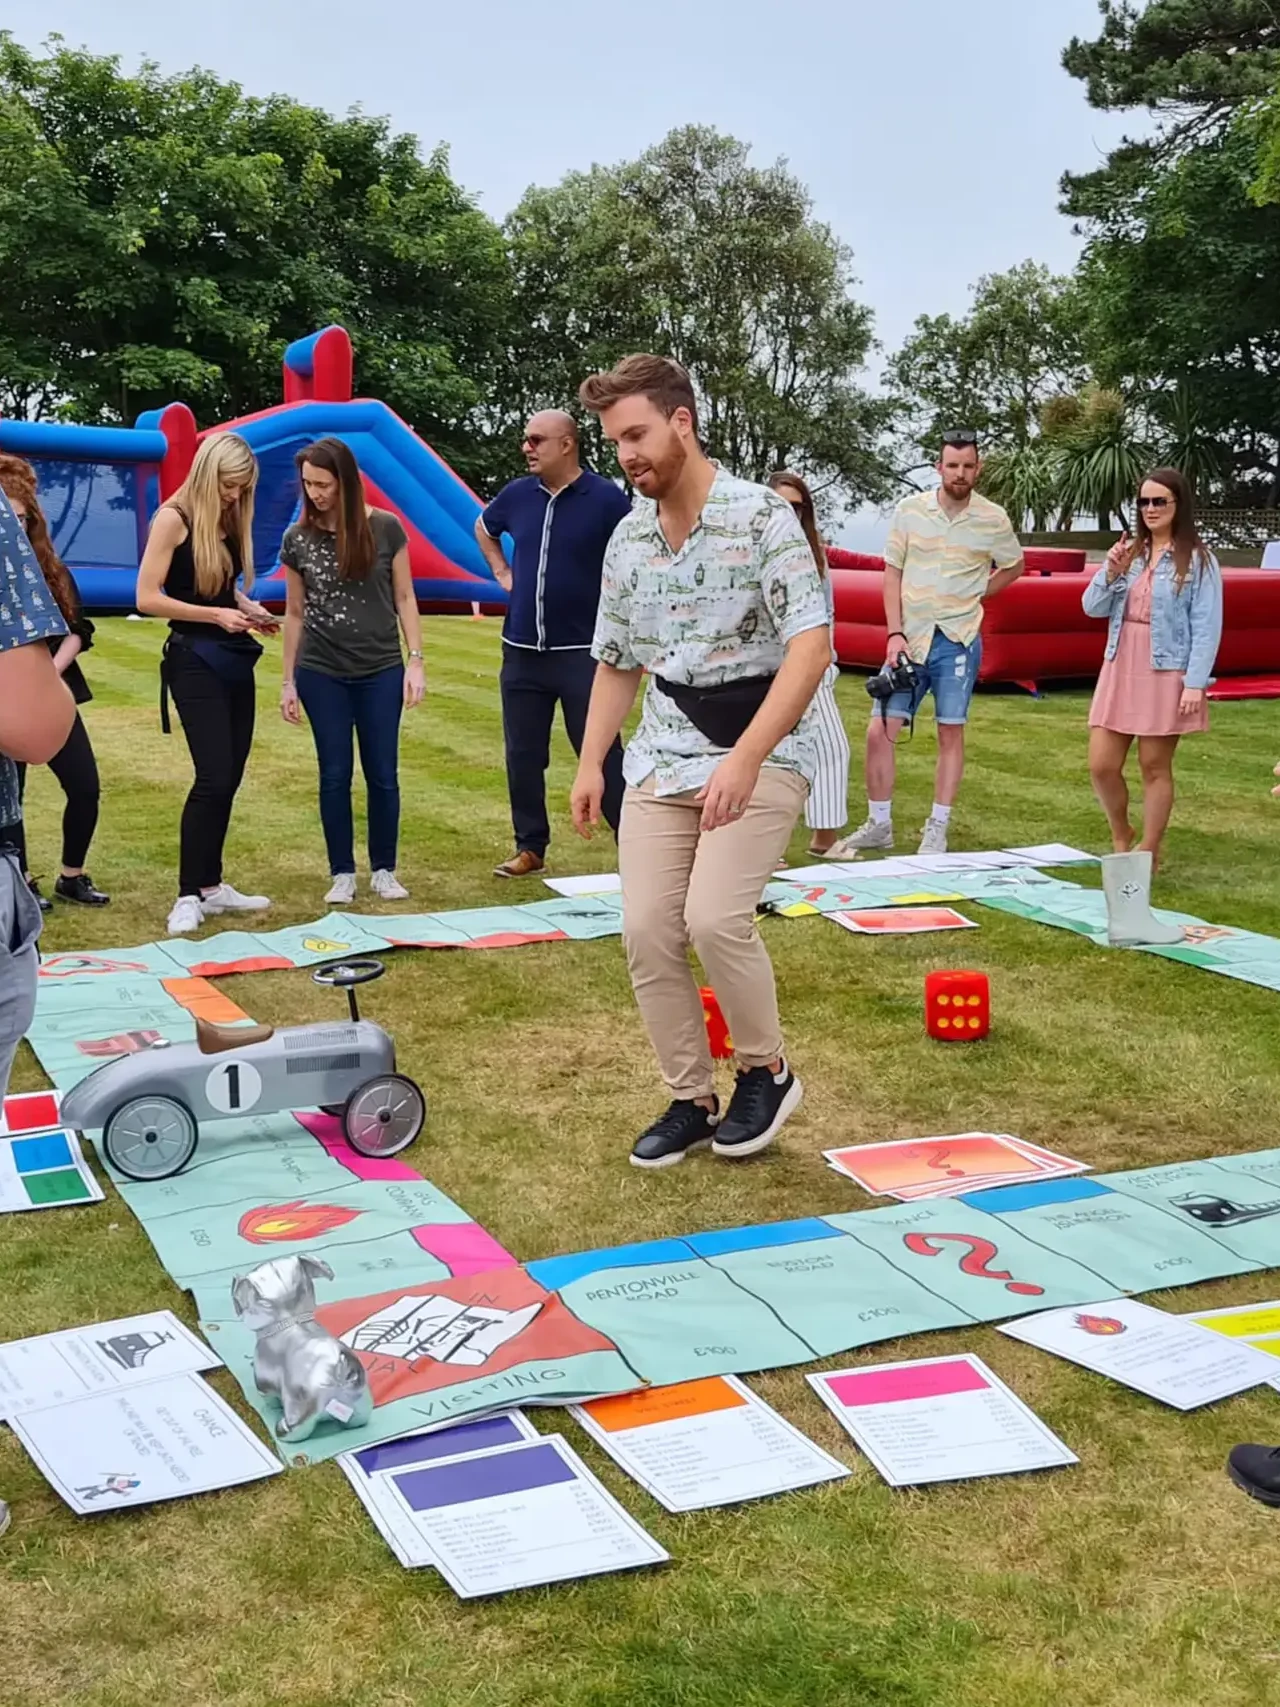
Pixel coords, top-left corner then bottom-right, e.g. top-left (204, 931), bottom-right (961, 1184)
top-left (22, 2), bottom-right (1140, 540)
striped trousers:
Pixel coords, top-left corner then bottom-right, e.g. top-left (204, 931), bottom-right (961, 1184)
top-left (806, 665), bottom-right (851, 831)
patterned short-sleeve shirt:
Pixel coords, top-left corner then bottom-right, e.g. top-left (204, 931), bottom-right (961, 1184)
top-left (0, 491), bottom-right (67, 830)
top-left (591, 467), bottom-right (830, 795)
top-left (885, 488), bottom-right (1022, 663)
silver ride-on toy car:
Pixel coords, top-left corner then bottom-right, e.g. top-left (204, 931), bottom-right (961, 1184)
top-left (60, 959), bottom-right (426, 1182)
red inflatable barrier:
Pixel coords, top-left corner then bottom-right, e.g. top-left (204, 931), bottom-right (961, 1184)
top-left (831, 558), bottom-right (1280, 690)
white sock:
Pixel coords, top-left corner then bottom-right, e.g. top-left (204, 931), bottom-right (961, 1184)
top-left (869, 800), bottom-right (892, 825)
top-left (930, 803), bottom-right (953, 825)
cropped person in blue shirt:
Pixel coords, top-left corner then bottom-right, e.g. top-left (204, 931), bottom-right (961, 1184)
top-left (0, 487), bottom-right (75, 1542)
top-left (474, 412), bottom-right (631, 879)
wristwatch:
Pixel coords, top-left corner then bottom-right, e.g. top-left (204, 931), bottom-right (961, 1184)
top-left (407, 649), bottom-right (423, 661)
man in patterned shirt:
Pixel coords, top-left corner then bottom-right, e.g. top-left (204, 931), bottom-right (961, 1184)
top-left (571, 355), bottom-right (832, 1169)
top-left (0, 486), bottom-right (74, 1538)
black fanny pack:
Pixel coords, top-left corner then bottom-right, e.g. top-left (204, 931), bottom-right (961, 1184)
top-left (652, 673), bottom-right (778, 749)
top-left (160, 632), bottom-right (263, 732)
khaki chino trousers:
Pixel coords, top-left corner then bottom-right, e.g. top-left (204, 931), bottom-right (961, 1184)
top-left (618, 767), bottom-right (807, 1100)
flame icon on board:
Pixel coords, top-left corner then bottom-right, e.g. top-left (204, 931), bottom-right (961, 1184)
top-left (1074, 1312), bottom-right (1127, 1336)
top-left (238, 1201), bottom-right (364, 1244)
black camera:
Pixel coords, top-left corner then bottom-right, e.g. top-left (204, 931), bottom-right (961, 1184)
top-left (866, 651), bottom-right (919, 704)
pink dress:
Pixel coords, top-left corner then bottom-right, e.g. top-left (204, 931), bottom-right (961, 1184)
top-left (1088, 563), bottom-right (1209, 737)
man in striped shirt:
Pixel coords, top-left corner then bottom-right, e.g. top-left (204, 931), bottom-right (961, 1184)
top-left (831, 433), bottom-right (1023, 857)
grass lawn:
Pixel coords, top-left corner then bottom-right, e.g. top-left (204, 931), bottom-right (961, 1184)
top-left (4, 615), bottom-right (1280, 1707)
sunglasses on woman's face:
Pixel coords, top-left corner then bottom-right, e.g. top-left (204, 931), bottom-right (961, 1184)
top-left (1138, 496), bottom-right (1171, 510)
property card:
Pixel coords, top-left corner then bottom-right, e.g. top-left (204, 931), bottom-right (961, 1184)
top-left (998, 1298), bottom-right (1280, 1409)
top-left (808, 1354), bottom-right (1077, 1486)
top-left (828, 906), bottom-right (978, 936)
top-left (382, 1434), bottom-right (668, 1596)
top-left (1004, 843), bottom-right (1097, 866)
top-left (1186, 1300), bottom-right (1280, 1392)
top-left (338, 1412), bottom-right (538, 1566)
top-left (0, 1310), bottom-right (220, 1419)
top-left (0, 1128), bottom-right (103, 1212)
top-left (823, 1133), bottom-right (1088, 1201)
top-left (0, 1089), bottom-right (63, 1137)
top-left (543, 873), bottom-right (622, 897)
top-left (10, 1371), bottom-right (283, 1513)
top-left (572, 1375), bottom-right (849, 1512)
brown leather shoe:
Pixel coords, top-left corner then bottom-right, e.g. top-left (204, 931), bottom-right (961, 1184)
top-left (493, 850), bottom-right (546, 879)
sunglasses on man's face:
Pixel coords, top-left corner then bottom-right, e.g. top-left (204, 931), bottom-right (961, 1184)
top-left (523, 434), bottom-right (550, 448)
top-left (1138, 496), bottom-right (1171, 510)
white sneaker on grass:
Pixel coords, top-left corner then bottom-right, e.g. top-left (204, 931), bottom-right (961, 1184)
top-left (0, 1498), bottom-right (9, 1538)
top-left (201, 882), bottom-right (270, 914)
top-left (370, 869), bottom-right (409, 901)
top-left (167, 895), bottom-right (204, 935)
top-left (823, 817), bottom-right (894, 859)
top-left (917, 817), bottom-right (949, 855)
top-left (325, 873), bottom-right (357, 905)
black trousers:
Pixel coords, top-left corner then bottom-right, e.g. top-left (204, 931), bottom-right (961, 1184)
top-left (13, 711), bottom-right (100, 872)
top-left (167, 648), bottom-right (256, 898)
top-left (499, 645), bottom-right (624, 855)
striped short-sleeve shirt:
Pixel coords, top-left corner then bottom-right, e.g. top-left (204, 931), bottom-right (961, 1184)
top-left (885, 489), bottom-right (1022, 663)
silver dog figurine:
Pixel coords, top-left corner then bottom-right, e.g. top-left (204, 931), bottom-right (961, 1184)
top-left (231, 1254), bottom-right (373, 1444)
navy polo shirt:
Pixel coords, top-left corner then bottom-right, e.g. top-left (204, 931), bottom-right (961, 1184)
top-left (481, 469), bottom-right (631, 651)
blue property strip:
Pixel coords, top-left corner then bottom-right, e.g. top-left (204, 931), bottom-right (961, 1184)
top-left (958, 1177), bottom-right (1114, 1213)
top-left (527, 1237), bottom-right (701, 1293)
top-left (688, 1218), bottom-right (846, 1257)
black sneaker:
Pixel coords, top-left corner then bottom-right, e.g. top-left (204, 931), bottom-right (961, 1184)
top-left (26, 878), bottom-right (51, 915)
top-left (630, 1097), bottom-right (721, 1170)
top-left (1227, 1443), bottom-right (1280, 1506)
top-left (712, 1062), bottom-right (803, 1159)
top-left (55, 873), bottom-right (110, 906)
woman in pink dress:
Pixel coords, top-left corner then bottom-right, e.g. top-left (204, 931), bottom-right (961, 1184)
top-left (1084, 468), bottom-right (1223, 868)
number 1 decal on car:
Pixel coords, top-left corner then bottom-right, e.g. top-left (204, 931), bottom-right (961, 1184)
top-left (205, 1059), bottom-right (263, 1113)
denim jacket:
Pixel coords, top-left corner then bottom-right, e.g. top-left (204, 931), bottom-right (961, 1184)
top-left (1082, 547), bottom-right (1223, 691)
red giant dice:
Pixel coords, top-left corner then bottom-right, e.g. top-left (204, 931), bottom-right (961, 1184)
top-left (926, 970), bottom-right (990, 1041)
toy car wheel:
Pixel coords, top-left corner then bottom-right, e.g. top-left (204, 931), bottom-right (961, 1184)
top-left (103, 1094), bottom-right (200, 1181)
top-left (342, 1073), bottom-right (425, 1159)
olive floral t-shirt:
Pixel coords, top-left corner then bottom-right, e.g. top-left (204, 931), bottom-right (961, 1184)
top-left (280, 509), bottom-right (408, 678)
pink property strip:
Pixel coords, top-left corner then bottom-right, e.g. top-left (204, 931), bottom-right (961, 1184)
top-left (827, 1360), bottom-right (990, 1407)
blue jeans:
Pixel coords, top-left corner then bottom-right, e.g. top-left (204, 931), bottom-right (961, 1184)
top-left (296, 665), bottom-right (404, 874)
top-left (884, 632), bottom-right (982, 726)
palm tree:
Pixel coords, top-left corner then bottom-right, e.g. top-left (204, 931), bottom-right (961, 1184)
top-left (978, 442), bottom-right (1056, 531)
top-left (1045, 386), bottom-right (1149, 531)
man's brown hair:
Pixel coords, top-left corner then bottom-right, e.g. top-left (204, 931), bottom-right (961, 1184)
top-left (578, 354), bottom-right (699, 436)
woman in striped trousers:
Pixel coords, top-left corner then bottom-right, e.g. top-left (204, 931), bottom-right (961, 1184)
top-left (768, 471), bottom-right (850, 854)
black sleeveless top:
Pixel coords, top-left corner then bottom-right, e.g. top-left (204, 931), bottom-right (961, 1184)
top-left (162, 507), bottom-right (243, 635)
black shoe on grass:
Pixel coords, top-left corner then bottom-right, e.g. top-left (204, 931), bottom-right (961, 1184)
top-left (1227, 1443), bottom-right (1280, 1506)
top-left (712, 1062), bottom-right (802, 1159)
top-left (55, 872), bottom-right (110, 906)
top-left (630, 1097), bottom-right (721, 1170)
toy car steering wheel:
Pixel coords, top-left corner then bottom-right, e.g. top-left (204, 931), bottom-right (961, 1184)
top-left (313, 959), bottom-right (386, 1020)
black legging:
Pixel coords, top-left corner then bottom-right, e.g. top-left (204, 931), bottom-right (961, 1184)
top-left (167, 647), bottom-right (256, 898)
top-left (13, 712), bottom-right (100, 872)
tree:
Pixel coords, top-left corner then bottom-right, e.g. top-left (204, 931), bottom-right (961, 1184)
top-left (886, 263), bottom-right (1088, 477)
top-left (1062, 2), bottom-right (1280, 503)
top-left (0, 35), bottom-right (513, 488)
top-left (503, 126), bottom-right (896, 511)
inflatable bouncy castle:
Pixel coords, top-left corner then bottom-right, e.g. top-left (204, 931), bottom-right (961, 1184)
top-left (0, 326), bottom-right (507, 614)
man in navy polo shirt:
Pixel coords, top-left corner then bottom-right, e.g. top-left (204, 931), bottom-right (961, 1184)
top-left (475, 410), bottom-right (631, 878)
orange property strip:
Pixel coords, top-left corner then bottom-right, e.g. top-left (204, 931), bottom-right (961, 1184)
top-left (582, 1377), bottom-right (747, 1432)
top-left (161, 976), bottom-right (253, 1025)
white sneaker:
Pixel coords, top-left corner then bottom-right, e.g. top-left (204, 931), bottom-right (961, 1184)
top-left (167, 895), bottom-right (205, 935)
top-left (370, 869), bottom-right (409, 901)
top-left (325, 873), bottom-right (357, 905)
top-left (201, 882), bottom-right (270, 914)
top-left (0, 1498), bottom-right (9, 1538)
top-left (917, 817), bottom-right (949, 855)
top-left (824, 817), bottom-right (894, 859)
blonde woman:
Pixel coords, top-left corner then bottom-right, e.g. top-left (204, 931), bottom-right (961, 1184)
top-left (137, 434), bottom-right (278, 934)
top-left (767, 471), bottom-right (850, 853)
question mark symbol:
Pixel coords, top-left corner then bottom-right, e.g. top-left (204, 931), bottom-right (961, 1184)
top-left (909, 1144), bottom-right (967, 1180)
top-left (903, 1232), bottom-right (1044, 1296)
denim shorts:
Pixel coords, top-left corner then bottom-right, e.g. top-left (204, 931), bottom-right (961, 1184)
top-left (882, 632), bottom-right (982, 726)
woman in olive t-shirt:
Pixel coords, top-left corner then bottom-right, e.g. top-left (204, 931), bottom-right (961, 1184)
top-left (280, 438), bottom-right (425, 905)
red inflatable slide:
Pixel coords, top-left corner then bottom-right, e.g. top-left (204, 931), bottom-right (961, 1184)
top-left (827, 549), bottom-right (1280, 695)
